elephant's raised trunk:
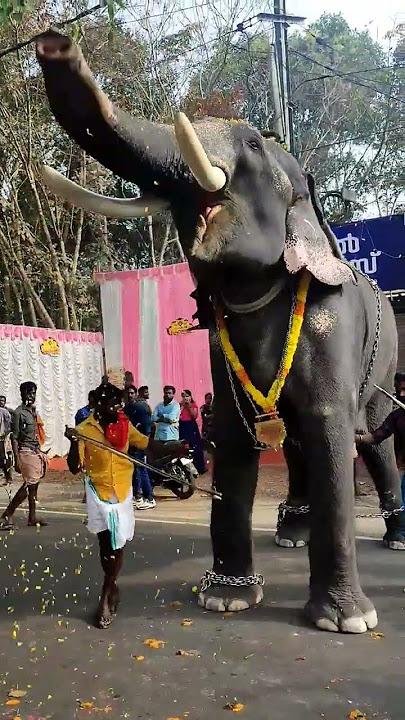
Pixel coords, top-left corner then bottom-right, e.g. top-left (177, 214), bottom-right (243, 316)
top-left (36, 31), bottom-right (183, 198)
top-left (174, 112), bottom-right (227, 193)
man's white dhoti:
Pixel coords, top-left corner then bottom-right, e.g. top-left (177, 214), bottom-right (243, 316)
top-left (85, 477), bottom-right (135, 550)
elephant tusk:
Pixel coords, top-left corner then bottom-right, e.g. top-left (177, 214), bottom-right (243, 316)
top-left (174, 112), bottom-right (227, 193)
top-left (41, 166), bottom-right (169, 218)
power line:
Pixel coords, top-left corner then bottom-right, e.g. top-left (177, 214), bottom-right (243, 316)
top-left (119, 3), bottom-right (210, 25)
top-left (289, 48), bottom-right (404, 104)
top-left (298, 128), bottom-right (402, 153)
top-left (0, 3), bottom-right (106, 60)
top-left (233, 45), bottom-right (397, 79)
top-left (149, 16), bottom-right (260, 67)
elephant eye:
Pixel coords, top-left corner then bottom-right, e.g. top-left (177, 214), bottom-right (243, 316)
top-left (247, 138), bottom-right (261, 152)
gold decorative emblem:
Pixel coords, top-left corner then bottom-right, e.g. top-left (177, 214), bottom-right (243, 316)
top-left (40, 338), bottom-right (60, 356)
top-left (254, 413), bottom-right (286, 450)
top-left (167, 318), bottom-right (196, 335)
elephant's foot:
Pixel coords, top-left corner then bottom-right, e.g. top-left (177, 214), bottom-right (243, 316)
top-left (275, 502), bottom-right (309, 548)
top-left (383, 529), bottom-right (405, 550)
top-left (198, 584), bottom-right (263, 612)
top-left (305, 591), bottom-right (377, 634)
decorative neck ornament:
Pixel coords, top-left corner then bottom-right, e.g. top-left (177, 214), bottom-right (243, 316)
top-left (216, 269), bottom-right (311, 450)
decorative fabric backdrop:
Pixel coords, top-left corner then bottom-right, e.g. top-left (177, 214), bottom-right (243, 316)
top-left (96, 264), bottom-right (213, 410)
top-left (0, 326), bottom-right (104, 457)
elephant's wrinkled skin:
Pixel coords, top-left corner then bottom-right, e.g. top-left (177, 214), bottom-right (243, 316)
top-left (35, 31), bottom-right (404, 633)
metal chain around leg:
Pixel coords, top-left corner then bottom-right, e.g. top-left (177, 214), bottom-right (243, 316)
top-left (200, 570), bottom-right (265, 594)
top-left (277, 500), bottom-right (405, 524)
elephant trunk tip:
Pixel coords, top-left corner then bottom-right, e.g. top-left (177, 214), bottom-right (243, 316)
top-left (36, 30), bottom-right (75, 63)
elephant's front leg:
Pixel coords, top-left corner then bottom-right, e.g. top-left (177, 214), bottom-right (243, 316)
top-left (302, 410), bottom-right (378, 633)
top-left (198, 446), bottom-right (264, 612)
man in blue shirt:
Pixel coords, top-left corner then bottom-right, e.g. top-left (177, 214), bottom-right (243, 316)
top-left (132, 386), bottom-right (153, 436)
top-left (124, 385), bottom-right (155, 510)
top-left (152, 386), bottom-right (180, 441)
top-left (75, 391), bottom-right (96, 426)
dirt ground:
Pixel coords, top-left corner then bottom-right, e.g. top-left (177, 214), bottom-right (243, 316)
top-left (43, 462), bottom-right (377, 499)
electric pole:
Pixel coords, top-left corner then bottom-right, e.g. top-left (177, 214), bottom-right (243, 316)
top-left (257, 11), bottom-right (305, 155)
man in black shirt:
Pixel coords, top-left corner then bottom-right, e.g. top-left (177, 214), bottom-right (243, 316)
top-left (356, 376), bottom-right (405, 535)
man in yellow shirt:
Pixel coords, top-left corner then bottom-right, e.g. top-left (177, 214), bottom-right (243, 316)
top-left (66, 383), bottom-right (185, 629)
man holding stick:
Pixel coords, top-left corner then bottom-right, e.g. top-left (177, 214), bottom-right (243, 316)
top-left (355, 377), bottom-right (405, 537)
top-left (66, 382), bottom-right (187, 629)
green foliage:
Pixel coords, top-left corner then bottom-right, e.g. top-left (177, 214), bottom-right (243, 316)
top-left (185, 12), bottom-right (403, 219)
top-left (0, 6), bottom-right (183, 330)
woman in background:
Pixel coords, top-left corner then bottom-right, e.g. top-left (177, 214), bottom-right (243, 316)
top-left (179, 390), bottom-right (206, 475)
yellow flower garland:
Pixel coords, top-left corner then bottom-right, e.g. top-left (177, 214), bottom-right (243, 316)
top-left (217, 270), bottom-right (311, 414)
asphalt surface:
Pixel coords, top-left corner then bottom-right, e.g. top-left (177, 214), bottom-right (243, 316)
top-left (0, 511), bottom-right (404, 720)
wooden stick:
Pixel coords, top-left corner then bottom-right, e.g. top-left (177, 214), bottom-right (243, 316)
top-left (374, 384), bottom-right (405, 411)
top-left (66, 428), bottom-right (222, 500)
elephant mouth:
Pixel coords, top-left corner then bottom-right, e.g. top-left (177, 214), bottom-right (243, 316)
top-left (199, 204), bottom-right (224, 235)
top-left (192, 203), bottom-right (230, 260)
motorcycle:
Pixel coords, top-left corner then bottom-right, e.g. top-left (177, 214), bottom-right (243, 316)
top-left (148, 446), bottom-right (198, 500)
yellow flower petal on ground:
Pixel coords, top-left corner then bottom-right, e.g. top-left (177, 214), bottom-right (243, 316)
top-left (181, 619), bottom-right (193, 627)
top-left (224, 702), bottom-right (245, 712)
top-left (143, 638), bottom-right (166, 649)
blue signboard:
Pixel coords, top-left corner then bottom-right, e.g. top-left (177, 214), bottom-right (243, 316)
top-left (332, 214), bottom-right (405, 292)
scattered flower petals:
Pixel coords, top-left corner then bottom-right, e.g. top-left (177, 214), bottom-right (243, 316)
top-left (224, 702), bottom-right (245, 712)
top-left (369, 632), bottom-right (384, 640)
top-left (181, 619), bottom-right (193, 627)
top-left (78, 701), bottom-right (94, 709)
top-left (349, 712), bottom-right (366, 719)
top-left (8, 690), bottom-right (27, 698)
top-left (143, 638), bottom-right (166, 649)
top-left (5, 699), bottom-right (20, 707)
top-left (131, 655), bottom-right (145, 661)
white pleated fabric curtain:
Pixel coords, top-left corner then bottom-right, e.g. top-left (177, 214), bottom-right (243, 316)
top-left (0, 326), bottom-right (104, 457)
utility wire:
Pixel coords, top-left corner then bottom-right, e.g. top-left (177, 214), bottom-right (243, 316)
top-left (121, 2), bottom-right (210, 24)
top-left (0, 3), bottom-right (106, 59)
top-left (233, 45), bottom-right (398, 84)
top-left (149, 15), bottom-right (259, 67)
top-left (298, 128), bottom-right (401, 153)
top-left (289, 48), bottom-right (404, 104)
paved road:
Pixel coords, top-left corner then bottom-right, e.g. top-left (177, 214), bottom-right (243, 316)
top-left (0, 511), bottom-right (404, 720)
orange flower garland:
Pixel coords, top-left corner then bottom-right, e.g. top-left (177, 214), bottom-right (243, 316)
top-left (216, 270), bottom-right (311, 415)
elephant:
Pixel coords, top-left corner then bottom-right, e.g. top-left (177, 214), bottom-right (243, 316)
top-left (35, 30), bottom-right (404, 633)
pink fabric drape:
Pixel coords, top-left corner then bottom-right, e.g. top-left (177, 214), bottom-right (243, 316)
top-left (157, 264), bottom-right (212, 410)
top-left (0, 324), bottom-right (103, 344)
top-left (121, 278), bottom-right (140, 385)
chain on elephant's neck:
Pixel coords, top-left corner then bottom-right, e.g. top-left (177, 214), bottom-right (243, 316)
top-left (219, 262), bottom-right (289, 315)
top-left (221, 275), bottom-right (287, 314)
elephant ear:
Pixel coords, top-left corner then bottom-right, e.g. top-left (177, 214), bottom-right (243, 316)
top-left (284, 173), bottom-right (355, 286)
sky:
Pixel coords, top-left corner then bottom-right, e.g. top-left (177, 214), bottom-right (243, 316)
top-left (287, 0), bottom-right (403, 44)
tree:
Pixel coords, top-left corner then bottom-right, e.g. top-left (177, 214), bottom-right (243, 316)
top-left (184, 13), bottom-right (404, 218)
top-left (0, 3), bottom-right (185, 329)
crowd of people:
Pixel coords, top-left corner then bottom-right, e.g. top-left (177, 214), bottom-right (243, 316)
top-left (0, 376), bottom-right (215, 519)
